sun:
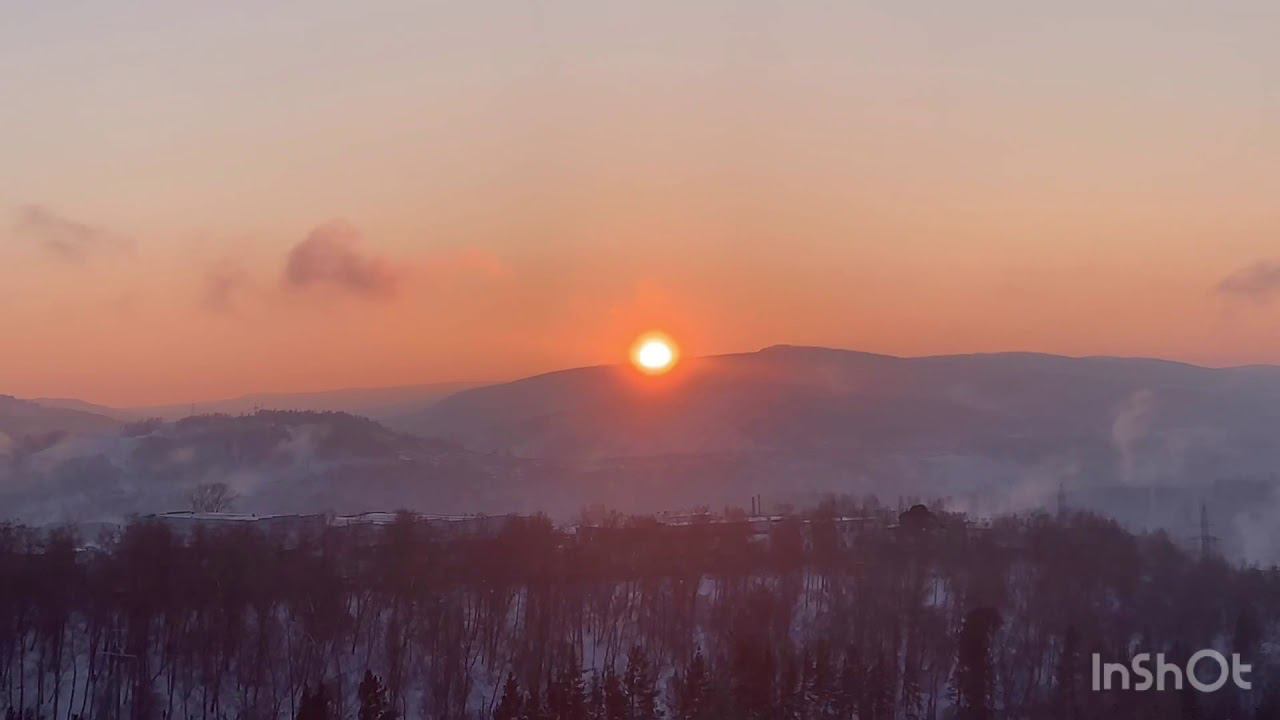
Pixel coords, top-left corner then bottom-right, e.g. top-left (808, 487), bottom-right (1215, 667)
top-left (630, 332), bottom-right (679, 375)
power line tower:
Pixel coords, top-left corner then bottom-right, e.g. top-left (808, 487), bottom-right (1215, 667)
top-left (1056, 481), bottom-right (1068, 520)
top-left (1198, 501), bottom-right (1218, 559)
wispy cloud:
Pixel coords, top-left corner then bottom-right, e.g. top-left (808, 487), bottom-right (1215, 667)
top-left (12, 204), bottom-right (132, 262)
top-left (202, 261), bottom-right (252, 312)
top-left (282, 221), bottom-right (396, 298)
top-left (1216, 260), bottom-right (1280, 302)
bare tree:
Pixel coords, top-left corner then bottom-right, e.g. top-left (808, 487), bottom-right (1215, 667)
top-left (188, 482), bottom-right (239, 513)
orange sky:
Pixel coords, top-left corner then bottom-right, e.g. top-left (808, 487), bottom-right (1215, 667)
top-left (3, 1), bottom-right (1280, 406)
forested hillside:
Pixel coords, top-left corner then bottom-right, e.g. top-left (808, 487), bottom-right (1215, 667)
top-left (2, 504), bottom-right (1275, 719)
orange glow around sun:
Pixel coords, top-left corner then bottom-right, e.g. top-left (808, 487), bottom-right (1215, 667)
top-left (630, 332), bottom-right (679, 375)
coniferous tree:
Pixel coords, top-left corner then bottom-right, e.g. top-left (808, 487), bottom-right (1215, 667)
top-left (672, 649), bottom-right (710, 720)
top-left (953, 608), bottom-right (1002, 720)
top-left (836, 642), bottom-right (863, 720)
top-left (623, 645), bottom-right (662, 719)
top-left (777, 647), bottom-right (804, 720)
top-left (297, 684), bottom-right (332, 720)
top-left (1055, 626), bottom-right (1080, 720)
top-left (359, 671), bottom-right (397, 720)
top-left (494, 674), bottom-right (523, 720)
top-left (520, 686), bottom-right (547, 720)
top-left (587, 672), bottom-right (606, 720)
top-left (861, 649), bottom-right (893, 720)
top-left (552, 664), bottom-right (588, 720)
top-left (603, 668), bottom-right (627, 720)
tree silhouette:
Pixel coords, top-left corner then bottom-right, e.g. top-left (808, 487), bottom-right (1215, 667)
top-left (672, 649), bottom-right (710, 720)
top-left (494, 674), bottom-right (523, 720)
top-left (187, 481), bottom-right (238, 512)
top-left (296, 684), bottom-right (332, 720)
top-left (954, 607), bottom-right (1002, 720)
top-left (624, 645), bottom-right (662, 719)
top-left (358, 671), bottom-right (396, 720)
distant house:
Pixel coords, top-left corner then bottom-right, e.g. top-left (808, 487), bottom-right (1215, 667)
top-left (573, 512), bottom-right (882, 552)
top-left (332, 511), bottom-right (517, 538)
top-left (145, 511), bottom-right (328, 546)
top-left (146, 510), bottom-right (520, 542)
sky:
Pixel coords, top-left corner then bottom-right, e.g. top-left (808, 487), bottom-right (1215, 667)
top-left (3, 0), bottom-right (1280, 406)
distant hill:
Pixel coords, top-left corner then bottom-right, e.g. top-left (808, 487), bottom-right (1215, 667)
top-left (127, 381), bottom-right (484, 420)
top-left (34, 381), bottom-right (485, 423)
top-left (0, 395), bottom-right (122, 438)
top-left (398, 346), bottom-right (1280, 559)
top-left (0, 410), bottom-right (557, 525)
top-left (31, 397), bottom-right (144, 421)
top-left (402, 345), bottom-right (1280, 468)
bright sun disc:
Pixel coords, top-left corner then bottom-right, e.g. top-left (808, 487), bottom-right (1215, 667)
top-left (631, 333), bottom-right (679, 375)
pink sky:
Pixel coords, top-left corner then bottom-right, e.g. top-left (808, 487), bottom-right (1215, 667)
top-left (3, 1), bottom-right (1280, 405)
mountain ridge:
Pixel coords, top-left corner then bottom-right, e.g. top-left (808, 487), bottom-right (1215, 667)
top-left (28, 381), bottom-right (486, 423)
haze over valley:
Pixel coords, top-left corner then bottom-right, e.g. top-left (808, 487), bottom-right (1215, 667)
top-left (6, 345), bottom-right (1280, 562)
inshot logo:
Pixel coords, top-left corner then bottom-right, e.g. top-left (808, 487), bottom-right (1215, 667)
top-left (1092, 651), bottom-right (1252, 692)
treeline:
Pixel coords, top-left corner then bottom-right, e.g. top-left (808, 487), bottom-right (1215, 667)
top-left (2, 502), bottom-right (1279, 719)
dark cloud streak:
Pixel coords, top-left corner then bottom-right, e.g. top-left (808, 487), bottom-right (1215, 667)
top-left (12, 204), bottom-right (132, 262)
top-left (282, 221), bottom-right (396, 299)
top-left (1217, 260), bottom-right (1280, 302)
top-left (202, 261), bottom-right (251, 312)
